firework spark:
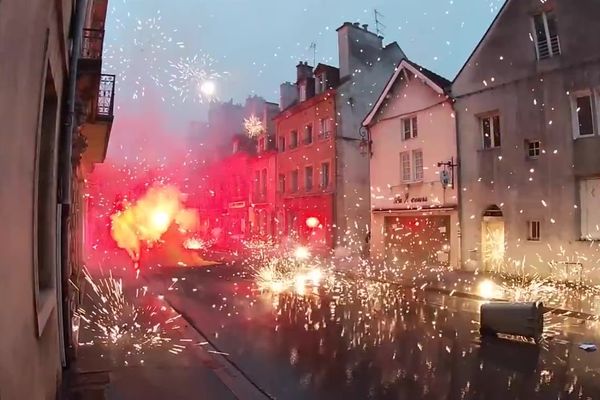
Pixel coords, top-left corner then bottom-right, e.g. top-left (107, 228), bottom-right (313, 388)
top-left (103, 8), bottom-right (184, 100)
top-left (168, 54), bottom-right (225, 103)
top-left (243, 115), bottom-right (265, 138)
top-left (76, 269), bottom-right (180, 362)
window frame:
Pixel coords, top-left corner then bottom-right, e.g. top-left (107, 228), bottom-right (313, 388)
top-left (278, 173), bottom-right (286, 194)
top-left (527, 139), bottom-right (541, 159)
top-left (480, 113), bottom-right (501, 149)
top-left (304, 165), bottom-right (314, 192)
top-left (320, 161), bottom-right (331, 189)
top-left (580, 178), bottom-right (600, 240)
top-left (528, 220), bottom-right (541, 241)
top-left (33, 56), bottom-right (59, 337)
top-left (401, 115), bottom-right (418, 140)
top-left (289, 130), bottom-right (298, 149)
top-left (570, 90), bottom-right (597, 139)
top-left (413, 149), bottom-right (424, 182)
top-left (400, 151), bottom-right (411, 182)
top-left (304, 124), bottom-right (313, 145)
top-left (532, 11), bottom-right (561, 60)
top-left (290, 169), bottom-right (299, 193)
top-left (278, 136), bottom-right (286, 152)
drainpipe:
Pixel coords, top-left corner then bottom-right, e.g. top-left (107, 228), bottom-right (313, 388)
top-left (453, 100), bottom-right (463, 270)
top-left (59, 0), bottom-right (89, 367)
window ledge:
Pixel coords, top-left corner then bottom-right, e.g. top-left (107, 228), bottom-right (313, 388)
top-left (36, 288), bottom-right (56, 337)
top-left (477, 147), bottom-right (501, 153)
top-left (573, 134), bottom-right (598, 140)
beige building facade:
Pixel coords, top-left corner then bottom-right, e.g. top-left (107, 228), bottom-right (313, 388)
top-left (364, 60), bottom-right (459, 268)
top-left (453, 0), bottom-right (600, 282)
top-left (0, 0), bottom-right (113, 398)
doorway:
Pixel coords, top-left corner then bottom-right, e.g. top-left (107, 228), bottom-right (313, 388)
top-left (481, 205), bottom-right (505, 273)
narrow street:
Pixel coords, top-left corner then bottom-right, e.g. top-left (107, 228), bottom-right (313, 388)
top-left (120, 261), bottom-right (600, 400)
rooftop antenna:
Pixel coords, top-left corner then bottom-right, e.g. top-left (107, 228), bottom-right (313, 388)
top-left (309, 42), bottom-right (317, 66)
top-left (374, 9), bottom-right (386, 37)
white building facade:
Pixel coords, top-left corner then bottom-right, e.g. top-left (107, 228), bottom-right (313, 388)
top-left (364, 60), bottom-right (459, 268)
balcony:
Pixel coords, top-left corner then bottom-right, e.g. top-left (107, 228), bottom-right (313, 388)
top-left (79, 73), bottom-right (115, 165)
top-left (79, 29), bottom-right (105, 72)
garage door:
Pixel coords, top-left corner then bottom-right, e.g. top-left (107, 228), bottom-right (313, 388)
top-left (384, 215), bottom-right (451, 267)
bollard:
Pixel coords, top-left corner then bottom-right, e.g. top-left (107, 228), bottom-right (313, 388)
top-left (480, 301), bottom-right (544, 343)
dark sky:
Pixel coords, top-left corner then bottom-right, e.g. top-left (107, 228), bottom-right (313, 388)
top-left (102, 0), bottom-right (504, 135)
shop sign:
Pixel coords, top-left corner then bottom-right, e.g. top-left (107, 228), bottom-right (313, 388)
top-left (394, 193), bottom-right (428, 205)
top-left (229, 201), bottom-right (246, 209)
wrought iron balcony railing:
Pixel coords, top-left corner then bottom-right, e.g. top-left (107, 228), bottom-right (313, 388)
top-left (97, 74), bottom-right (115, 120)
top-left (81, 28), bottom-right (105, 60)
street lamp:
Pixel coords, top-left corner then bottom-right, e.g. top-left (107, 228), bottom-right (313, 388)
top-left (359, 126), bottom-right (372, 156)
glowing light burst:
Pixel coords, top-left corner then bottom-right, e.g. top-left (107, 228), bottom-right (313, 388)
top-left (254, 256), bottom-right (325, 296)
top-left (75, 269), bottom-right (180, 361)
top-left (110, 185), bottom-right (199, 263)
top-left (168, 55), bottom-right (225, 103)
top-left (103, 8), bottom-right (184, 99)
top-left (183, 237), bottom-right (212, 251)
top-left (243, 115), bottom-right (265, 138)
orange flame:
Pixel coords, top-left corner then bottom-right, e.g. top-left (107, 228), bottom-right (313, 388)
top-left (110, 185), bottom-right (199, 262)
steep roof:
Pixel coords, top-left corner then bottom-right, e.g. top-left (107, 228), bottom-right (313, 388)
top-left (363, 59), bottom-right (451, 126)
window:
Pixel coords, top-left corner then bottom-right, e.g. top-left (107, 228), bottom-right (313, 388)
top-left (402, 116), bottom-right (418, 140)
top-left (574, 94), bottom-right (595, 137)
top-left (258, 137), bottom-right (265, 152)
top-left (261, 169), bottom-right (267, 195)
top-left (481, 114), bottom-right (501, 149)
top-left (278, 136), bottom-right (286, 152)
top-left (34, 61), bottom-right (59, 335)
top-left (400, 152), bottom-right (411, 182)
top-left (527, 140), bottom-right (541, 158)
top-left (533, 12), bottom-right (560, 60)
top-left (413, 150), bottom-right (424, 181)
top-left (290, 170), bottom-right (299, 192)
top-left (580, 178), bottom-right (600, 240)
top-left (320, 162), bottom-right (330, 188)
top-left (316, 73), bottom-right (327, 93)
top-left (290, 130), bottom-right (298, 149)
top-left (232, 140), bottom-right (239, 153)
top-left (304, 124), bottom-right (313, 145)
top-left (299, 84), bottom-right (307, 102)
top-left (319, 118), bottom-right (331, 139)
top-left (278, 174), bottom-right (286, 193)
top-left (253, 170), bottom-right (260, 197)
top-left (528, 221), bottom-right (540, 241)
top-left (305, 166), bottom-right (313, 191)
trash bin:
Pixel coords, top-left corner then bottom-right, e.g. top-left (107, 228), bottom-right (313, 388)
top-left (480, 301), bottom-right (544, 343)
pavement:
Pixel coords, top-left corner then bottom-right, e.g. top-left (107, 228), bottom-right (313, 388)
top-left (60, 268), bottom-right (268, 400)
top-left (330, 255), bottom-right (600, 319)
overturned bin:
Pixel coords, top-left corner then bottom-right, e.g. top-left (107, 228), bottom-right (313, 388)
top-left (480, 301), bottom-right (544, 343)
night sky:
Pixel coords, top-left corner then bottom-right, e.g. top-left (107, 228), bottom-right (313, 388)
top-left (102, 0), bottom-right (504, 146)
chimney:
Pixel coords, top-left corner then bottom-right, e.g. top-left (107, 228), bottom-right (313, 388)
top-left (337, 21), bottom-right (384, 79)
top-left (280, 82), bottom-right (297, 111)
top-left (296, 61), bottom-right (314, 82)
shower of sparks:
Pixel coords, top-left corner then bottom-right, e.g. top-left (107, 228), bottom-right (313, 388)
top-left (103, 8), bottom-right (184, 100)
top-left (168, 54), bottom-right (225, 104)
top-left (75, 269), bottom-right (181, 362)
top-left (243, 115), bottom-right (265, 138)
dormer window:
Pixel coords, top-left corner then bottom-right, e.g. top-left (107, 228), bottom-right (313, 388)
top-left (533, 11), bottom-right (560, 60)
top-left (299, 83), bottom-right (307, 102)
